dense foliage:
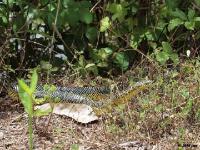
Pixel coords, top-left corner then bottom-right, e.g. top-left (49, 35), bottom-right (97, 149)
top-left (0, 0), bottom-right (200, 76)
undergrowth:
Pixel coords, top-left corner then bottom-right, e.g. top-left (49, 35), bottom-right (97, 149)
top-left (101, 58), bottom-right (200, 148)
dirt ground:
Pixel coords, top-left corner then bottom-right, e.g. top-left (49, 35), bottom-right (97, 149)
top-left (0, 98), bottom-right (199, 150)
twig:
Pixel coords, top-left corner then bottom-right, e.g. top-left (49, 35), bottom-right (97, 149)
top-left (90, 0), bottom-right (101, 12)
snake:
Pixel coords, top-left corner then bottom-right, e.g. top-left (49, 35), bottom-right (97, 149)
top-left (0, 73), bottom-right (152, 107)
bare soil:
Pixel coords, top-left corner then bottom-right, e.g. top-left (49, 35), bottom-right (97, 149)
top-left (0, 97), bottom-right (199, 150)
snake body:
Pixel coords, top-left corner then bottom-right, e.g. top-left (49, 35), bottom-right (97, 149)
top-left (2, 77), bottom-right (152, 107)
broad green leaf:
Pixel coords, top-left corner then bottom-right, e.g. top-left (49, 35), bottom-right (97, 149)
top-left (184, 21), bottom-right (195, 30)
top-left (64, 8), bottom-right (80, 26)
top-left (100, 17), bottom-right (111, 32)
top-left (187, 9), bottom-right (195, 21)
top-left (98, 47), bottom-right (113, 60)
top-left (18, 79), bottom-right (32, 96)
top-left (19, 92), bottom-right (33, 115)
top-left (80, 10), bottom-right (93, 24)
top-left (162, 42), bottom-right (172, 53)
top-left (114, 52), bottom-right (129, 70)
top-left (194, 17), bottom-right (200, 21)
top-left (30, 69), bottom-right (38, 93)
top-left (107, 3), bottom-right (127, 22)
top-left (0, 15), bottom-right (8, 25)
top-left (85, 63), bottom-right (95, 69)
top-left (145, 31), bottom-right (155, 41)
top-left (156, 51), bottom-right (169, 65)
top-left (86, 27), bottom-right (97, 42)
top-left (130, 35), bottom-right (141, 49)
top-left (172, 8), bottom-right (187, 21)
top-left (168, 18), bottom-right (183, 31)
top-left (18, 81), bottom-right (33, 115)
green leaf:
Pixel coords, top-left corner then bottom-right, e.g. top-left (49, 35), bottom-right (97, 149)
top-left (100, 17), bottom-right (111, 32)
top-left (85, 63), bottom-right (95, 69)
top-left (86, 27), bottom-right (97, 42)
top-left (130, 35), bottom-right (141, 49)
top-left (64, 7), bottom-right (80, 26)
top-left (168, 18), bottom-right (183, 31)
top-left (156, 51), bottom-right (169, 65)
top-left (18, 80), bottom-right (33, 115)
top-left (162, 42), bottom-right (172, 53)
top-left (144, 31), bottom-right (155, 41)
top-left (107, 3), bottom-right (127, 22)
top-left (114, 52), bottom-right (129, 70)
top-left (98, 47), bottom-right (113, 60)
top-left (172, 8), bottom-right (187, 21)
top-left (19, 92), bottom-right (33, 115)
top-left (187, 9), bottom-right (195, 21)
top-left (18, 79), bottom-right (32, 96)
top-left (80, 10), bottom-right (93, 24)
top-left (194, 17), bottom-right (200, 22)
top-left (170, 53), bottom-right (179, 65)
top-left (184, 21), bottom-right (195, 30)
top-left (30, 69), bottom-right (38, 93)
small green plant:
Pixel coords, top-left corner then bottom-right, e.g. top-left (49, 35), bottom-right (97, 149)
top-left (177, 127), bottom-right (185, 150)
top-left (18, 69), bottom-right (37, 149)
top-left (17, 69), bottom-right (52, 149)
top-left (70, 144), bottom-right (80, 150)
top-left (155, 42), bottom-right (179, 65)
